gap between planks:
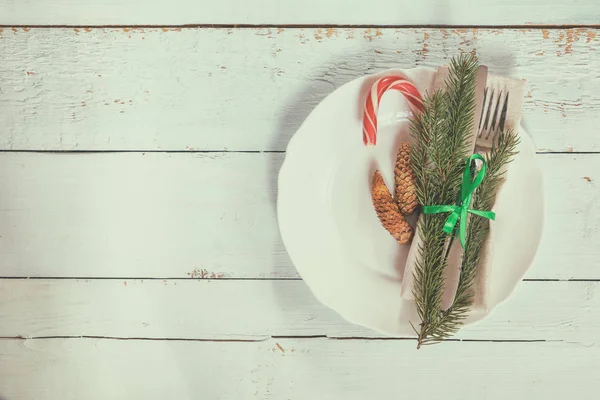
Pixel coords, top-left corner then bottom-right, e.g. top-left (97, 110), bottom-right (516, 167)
top-left (0, 150), bottom-right (597, 155)
top-left (0, 149), bottom-right (286, 154)
top-left (1, 24), bottom-right (599, 29)
top-left (0, 335), bottom-right (556, 344)
top-left (0, 277), bottom-right (596, 282)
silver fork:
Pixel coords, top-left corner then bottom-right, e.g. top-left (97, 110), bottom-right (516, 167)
top-left (476, 87), bottom-right (509, 150)
top-left (476, 75), bottom-right (526, 151)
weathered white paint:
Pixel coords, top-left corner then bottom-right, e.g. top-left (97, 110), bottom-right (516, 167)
top-left (0, 279), bottom-right (598, 343)
top-left (1, 0), bottom-right (599, 25)
top-left (0, 22), bottom-right (598, 396)
top-left (0, 338), bottom-right (598, 399)
top-left (0, 152), bottom-right (596, 279)
top-left (0, 27), bottom-right (598, 152)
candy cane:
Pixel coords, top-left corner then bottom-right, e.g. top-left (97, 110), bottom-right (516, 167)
top-left (362, 76), bottom-right (424, 146)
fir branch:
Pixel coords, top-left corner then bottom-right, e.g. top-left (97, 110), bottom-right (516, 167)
top-left (409, 92), bottom-right (448, 339)
top-left (419, 130), bottom-right (520, 346)
top-left (409, 54), bottom-right (480, 347)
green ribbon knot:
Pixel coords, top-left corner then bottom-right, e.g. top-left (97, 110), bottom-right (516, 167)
top-left (422, 153), bottom-right (495, 248)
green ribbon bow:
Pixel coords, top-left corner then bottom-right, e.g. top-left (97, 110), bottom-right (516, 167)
top-left (422, 153), bottom-right (495, 248)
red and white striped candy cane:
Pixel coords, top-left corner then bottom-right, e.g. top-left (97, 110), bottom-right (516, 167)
top-left (362, 75), bottom-right (424, 146)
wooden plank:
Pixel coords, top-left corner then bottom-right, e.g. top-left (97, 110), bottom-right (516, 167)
top-left (0, 152), bottom-right (597, 280)
top-left (0, 279), bottom-right (598, 342)
top-left (0, 27), bottom-right (598, 152)
top-left (1, 0), bottom-right (599, 25)
top-left (0, 338), bottom-right (598, 399)
top-left (0, 152), bottom-right (290, 279)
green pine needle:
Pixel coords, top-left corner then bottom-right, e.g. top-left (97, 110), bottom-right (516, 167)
top-left (409, 53), bottom-right (520, 348)
top-left (418, 130), bottom-right (520, 346)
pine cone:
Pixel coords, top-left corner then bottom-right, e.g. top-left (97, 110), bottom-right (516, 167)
top-left (394, 142), bottom-right (418, 215)
top-left (371, 170), bottom-right (412, 244)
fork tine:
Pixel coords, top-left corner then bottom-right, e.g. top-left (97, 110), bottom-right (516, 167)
top-left (486, 90), bottom-right (503, 139)
top-left (478, 87), bottom-right (488, 132)
top-left (481, 88), bottom-right (495, 136)
top-left (499, 92), bottom-right (509, 132)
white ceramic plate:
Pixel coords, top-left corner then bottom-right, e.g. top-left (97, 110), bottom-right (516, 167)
top-left (277, 67), bottom-right (544, 336)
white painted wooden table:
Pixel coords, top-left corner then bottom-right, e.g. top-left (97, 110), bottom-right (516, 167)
top-left (0, 2), bottom-right (599, 399)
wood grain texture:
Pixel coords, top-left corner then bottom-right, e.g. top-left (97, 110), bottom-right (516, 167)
top-left (0, 12), bottom-right (596, 397)
top-left (1, 0), bottom-right (599, 25)
top-left (0, 27), bottom-right (598, 152)
top-left (0, 279), bottom-right (599, 342)
top-left (0, 338), bottom-right (598, 399)
top-left (0, 152), bottom-right (596, 280)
